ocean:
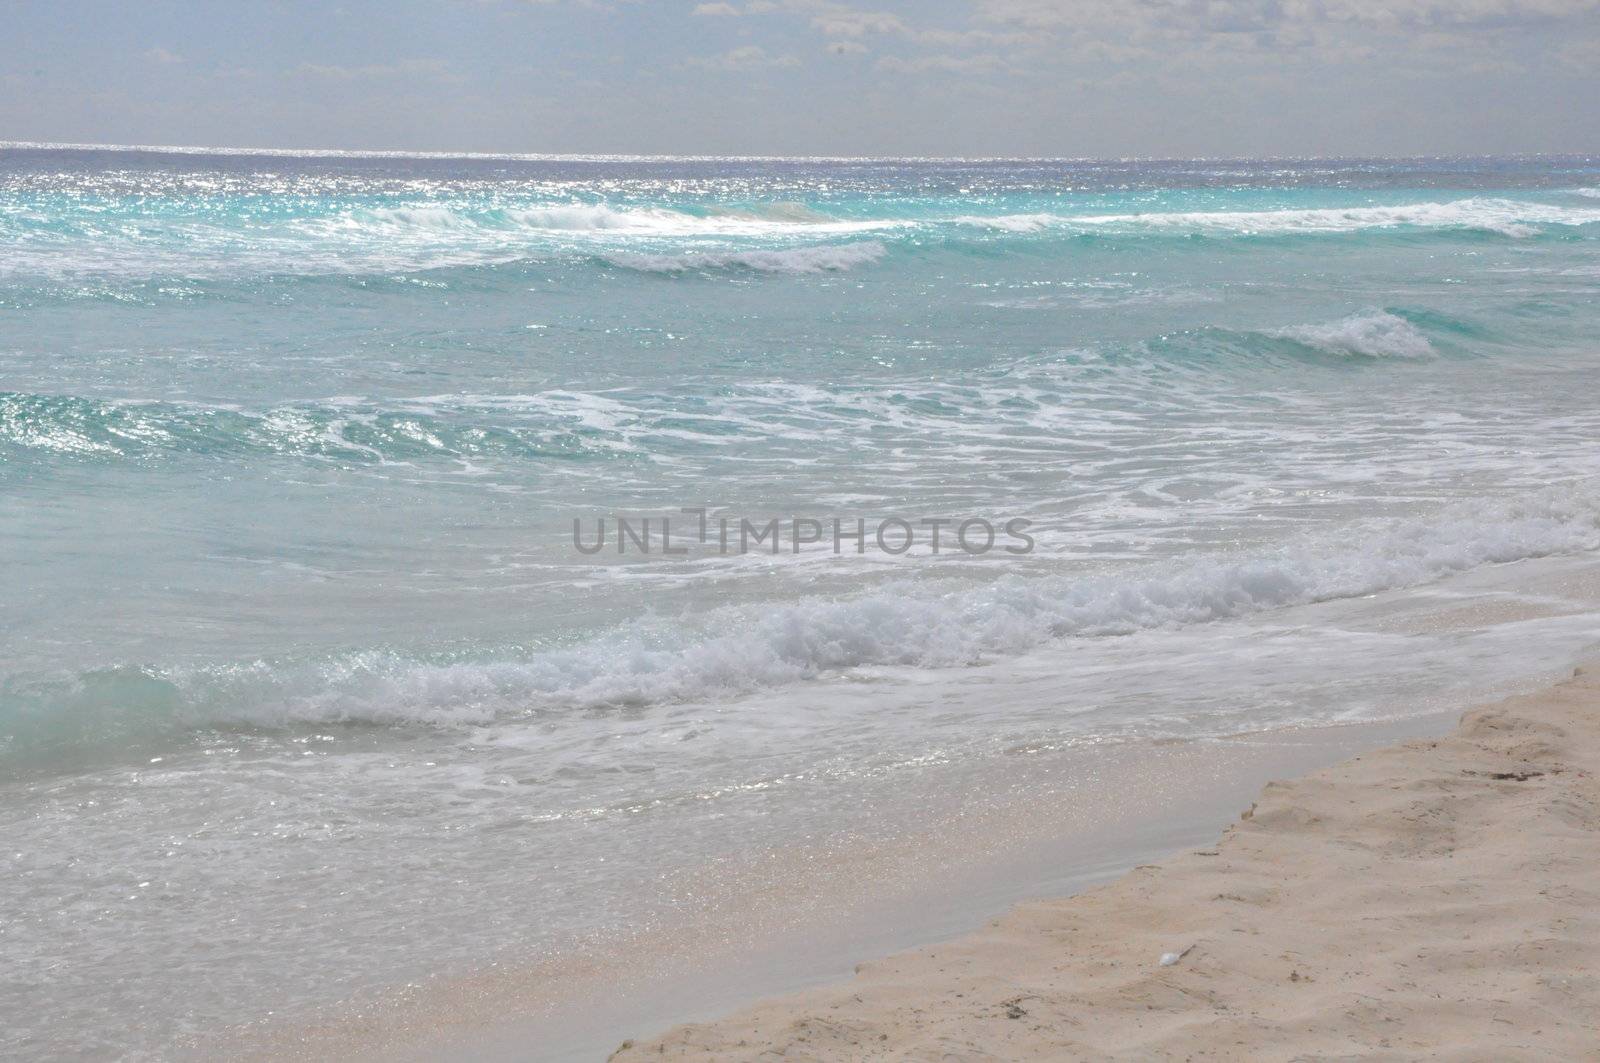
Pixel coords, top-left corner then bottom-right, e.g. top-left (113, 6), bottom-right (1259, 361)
top-left (4, 146), bottom-right (1600, 1058)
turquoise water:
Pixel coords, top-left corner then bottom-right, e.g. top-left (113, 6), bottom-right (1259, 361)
top-left (5, 148), bottom-right (1600, 1057)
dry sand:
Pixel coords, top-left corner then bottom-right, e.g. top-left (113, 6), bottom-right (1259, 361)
top-left (613, 666), bottom-right (1600, 1061)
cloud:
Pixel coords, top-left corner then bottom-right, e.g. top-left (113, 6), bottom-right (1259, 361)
top-left (686, 45), bottom-right (803, 69)
top-left (827, 39), bottom-right (869, 54)
top-left (810, 9), bottom-right (907, 36)
top-left (779, 2), bottom-right (1046, 53)
top-left (292, 58), bottom-right (463, 83)
top-left (976, 0), bottom-right (1600, 31)
top-left (143, 47), bottom-right (183, 65)
top-left (946, 0), bottom-right (1600, 77)
top-left (1306, 0), bottom-right (1600, 25)
top-left (875, 52), bottom-right (1012, 74)
top-left (692, 2), bottom-right (741, 14)
top-left (913, 27), bottom-right (1038, 48)
top-left (1558, 34), bottom-right (1600, 65)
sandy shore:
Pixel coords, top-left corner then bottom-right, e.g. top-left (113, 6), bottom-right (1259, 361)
top-left (218, 713), bottom-right (1467, 1063)
top-left (613, 666), bottom-right (1600, 1060)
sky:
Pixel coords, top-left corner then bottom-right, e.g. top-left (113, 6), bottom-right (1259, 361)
top-left (3, 0), bottom-right (1599, 157)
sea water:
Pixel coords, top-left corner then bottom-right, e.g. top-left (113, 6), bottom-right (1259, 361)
top-left (4, 147), bottom-right (1600, 1058)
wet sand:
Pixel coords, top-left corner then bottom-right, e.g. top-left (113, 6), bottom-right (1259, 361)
top-left (615, 665), bottom-right (1600, 1060)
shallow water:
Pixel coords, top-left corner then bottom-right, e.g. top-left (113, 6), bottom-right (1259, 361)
top-left (3, 148), bottom-right (1600, 1059)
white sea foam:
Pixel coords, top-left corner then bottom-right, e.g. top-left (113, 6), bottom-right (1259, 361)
top-left (37, 484), bottom-right (1589, 734)
top-left (605, 241), bottom-right (887, 274)
top-left (955, 198), bottom-right (1600, 238)
top-left (1270, 311), bottom-right (1436, 359)
top-left (357, 203), bottom-right (892, 237)
top-left (953, 213), bottom-right (1057, 232)
top-left (504, 204), bottom-right (712, 233)
top-left (351, 203), bottom-right (686, 234)
top-left (358, 206), bottom-right (471, 231)
top-left (15, 191), bottom-right (1593, 285)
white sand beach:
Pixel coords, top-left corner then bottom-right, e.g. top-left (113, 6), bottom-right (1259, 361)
top-left (613, 666), bottom-right (1600, 1060)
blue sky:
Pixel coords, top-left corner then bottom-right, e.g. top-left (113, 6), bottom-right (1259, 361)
top-left (4, 1), bottom-right (1599, 156)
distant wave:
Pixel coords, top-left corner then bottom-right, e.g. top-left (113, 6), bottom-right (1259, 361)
top-left (605, 241), bottom-right (887, 275)
top-left (704, 202), bottom-right (842, 224)
top-left (0, 202), bottom-right (902, 281)
top-left (353, 202), bottom-right (891, 237)
top-left (0, 390), bottom-right (651, 462)
top-left (8, 192), bottom-right (1596, 286)
top-left (951, 213), bottom-right (1057, 233)
top-left (5, 485), bottom-right (1598, 759)
top-left (955, 198), bottom-right (1600, 238)
top-left (360, 203), bottom-right (705, 234)
top-left (1269, 311), bottom-right (1436, 360)
top-left (0, 316), bottom-right (1457, 463)
top-left (508, 204), bottom-right (689, 231)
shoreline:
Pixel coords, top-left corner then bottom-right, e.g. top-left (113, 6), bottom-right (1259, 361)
top-left (612, 664), bottom-right (1600, 1060)
top-left (197, 549), bottom-right (1600, 1063)
top-left (217, 709), bottom-right (1474, 1062)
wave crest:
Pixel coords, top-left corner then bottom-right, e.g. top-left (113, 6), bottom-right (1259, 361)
top-left (5, 486), bottom-right (1597, 758)
top-left (353, 202), bottom-right (884, 237)
top-left (1269, 311), bottom-right (1436, 360)
top-left (956, 198), bottom-right (1600, 239)
top-left (604, 241), bottom-right (887, 274)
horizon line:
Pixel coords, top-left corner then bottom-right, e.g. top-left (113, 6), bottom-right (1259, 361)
top-left (1, 139), bottom-right (1592, 165)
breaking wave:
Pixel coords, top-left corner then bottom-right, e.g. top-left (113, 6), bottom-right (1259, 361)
top-left (605, 240), bottom-right (887, 274)
top-left (957, 198), bottom-right (1600, 238)
top-left (9, 189), bottom-right (1598, 286)
top-left (0, 390), bottom-right (652, 462)
top-left (1269, 311), bottom-right (1437, 360)
top-left (6, 485), bottom-right (1598, 758)
top-left (952, 213), bottom-right (1057, 233)
top-left (355, 202), bottom-right (888, 237)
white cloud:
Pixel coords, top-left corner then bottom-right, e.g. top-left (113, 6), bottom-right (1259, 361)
top-left (293, 58), bottom-right (462, 83)
top-left (692, 2), bottom-right (741, 15)
top-left (875, 52), bottom-right (1011, 74)
top-left (810, 9), bottom-right (907, 36)
top-left (776, 2), bottom-right (1048, 54)
top-left (1306, 0), bottom-right (1600, 24)
top-left (686, 44), bottom-right (803, 69)
top-left (143, 47), bottom-right (183, 65)
top-left (1558, 34), bottom-right (1600, 65)
top-left (977, 0), bottom-right (1600, 31)
top-left (914, 27), bottom-right (1037, 48)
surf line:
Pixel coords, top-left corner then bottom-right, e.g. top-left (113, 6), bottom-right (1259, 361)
top-left (571, 510), bottom-right (1035, 556)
